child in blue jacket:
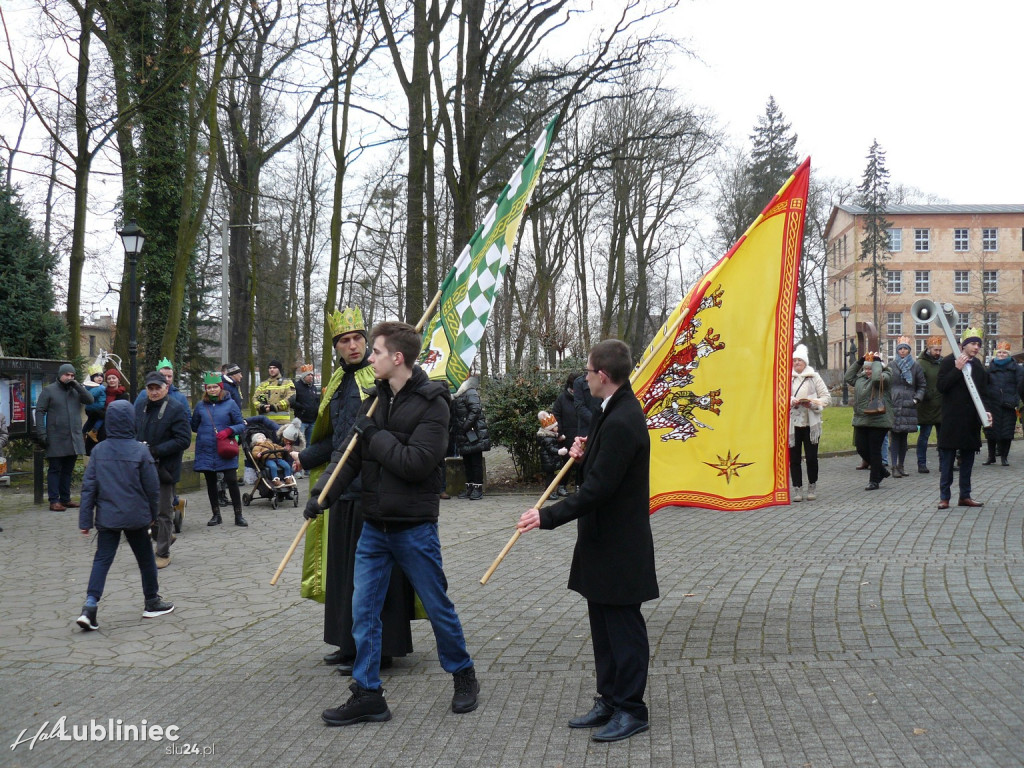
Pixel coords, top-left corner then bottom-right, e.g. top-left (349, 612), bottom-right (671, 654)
top-left (76, 400), bottom-right (174, 630)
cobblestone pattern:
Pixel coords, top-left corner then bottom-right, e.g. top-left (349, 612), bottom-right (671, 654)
top-left (1, 453), bottom-right (1023, 767)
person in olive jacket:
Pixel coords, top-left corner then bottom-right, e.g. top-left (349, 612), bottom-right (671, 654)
top-left (451, 375), bottom-right (491, 500)
top-left (845, 352), bottom-right (893, 490)
top-left (35, 364), bottom-right (94, 511)
top-left (914, 336), bottom-right (944, 473)
top-left (518, 340), bottom-right (658, 744)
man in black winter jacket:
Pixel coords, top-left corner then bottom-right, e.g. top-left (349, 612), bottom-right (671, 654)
top-left (136, 372), bottom-right (192, 568)
top-left (306, 321), bottom-right (479, 726)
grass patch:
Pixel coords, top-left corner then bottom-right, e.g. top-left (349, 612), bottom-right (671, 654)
top-left (820, 405), bottom-right (927, 455)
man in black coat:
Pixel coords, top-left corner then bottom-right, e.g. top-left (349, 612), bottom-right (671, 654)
top-left (136, 372), bottom-right (192, 568)
top-left (518, 339), bottom-right (658, 743)
top-left (936, 328), bottom-right (992, 509)
top-left (306, 321), bottom-right (478, 726)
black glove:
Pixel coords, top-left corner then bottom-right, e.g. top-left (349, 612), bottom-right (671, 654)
top-left (259, 404), bottom-right (271, 414)
top-left (36, 432), bottom-right (48, 449)
top-left (353, 415), bottom-right (378, 444)
top-left (303, 495), bottom-right (324, 520)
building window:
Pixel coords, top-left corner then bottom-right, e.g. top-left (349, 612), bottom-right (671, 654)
top-left (954, 228), bottom-right (969, 251)
top-left (88, 335), bottom-right (96, 356)
top-left (885, 270), bottom-right (902, 294)
top-left (914, 228), bottom-right (930, 251)
top-left (983, 270), bottom-right (998, 293)
top-left (915, 338), bottom-right (927, 354)
top-left (886, 312), bottom-right (902, 337)
top-left (886, 228), bottom-right (902, 252)
top-left (985, 312), bottom-right (998, 337)
top-left (914, 270), bottom-right (930, 293)
top-left (954, 312), bottom-right (970, 338)
top-left (915, 322), bottom-right (930, 336)
top-left (954, 270), bottom-right (970, 294)
top-left (983, 228), bottom-right (997, 251)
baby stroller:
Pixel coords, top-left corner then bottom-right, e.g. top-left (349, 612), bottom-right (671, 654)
top-left (240, 419), bottom-right (304, 510)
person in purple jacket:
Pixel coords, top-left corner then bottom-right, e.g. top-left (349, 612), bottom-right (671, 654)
top-left (75, 400), bottom-right (175, 631)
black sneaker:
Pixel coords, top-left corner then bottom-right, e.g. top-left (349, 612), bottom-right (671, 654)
top-left (322, 683), bottom-right (391, 726)
top-left (142, 598), bottom-right (175, 618)
top-left (76, 604), bottom-right (99, 631)
top-left (452, 667), bottom-right (479, 713)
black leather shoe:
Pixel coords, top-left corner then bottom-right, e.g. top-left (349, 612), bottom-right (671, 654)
top-left (335, 656), bottom-right (390, 676)
top-left (568, 698), bottom-right (614, 729)
top-left (918, 465), bottom-right (930, 474)
top-left (591, 710), bottom-right (649, 742)
top-left (323, 649), bottom-right (351, 665)
top-left (1001, 458), bottom-right (1009, 466)
top-left (982, 458), bottom-right (996, 465)
top-left (865, 482), bottom-right (880, 491)
top-left (880, 467), bottom-right (891, 479)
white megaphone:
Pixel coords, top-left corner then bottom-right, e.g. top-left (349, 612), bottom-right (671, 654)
top-left (910, 298), bottom-right (989, 426)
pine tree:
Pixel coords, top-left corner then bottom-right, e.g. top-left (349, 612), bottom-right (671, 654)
top-left (857, 139), bottom-right (892, 331)
top-left (0, 172), bottom-right (66, 358)
top-left (746, 95), bottom-right (799, 215)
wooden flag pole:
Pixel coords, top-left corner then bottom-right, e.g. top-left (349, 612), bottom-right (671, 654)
top-left (478, 304), bottom-right (696, 586)
top-left (270, 289), bottom-right (443, 585)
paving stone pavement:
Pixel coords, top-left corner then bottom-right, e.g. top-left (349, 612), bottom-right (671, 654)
top-left (1, 452), bottom-right (1023, 767)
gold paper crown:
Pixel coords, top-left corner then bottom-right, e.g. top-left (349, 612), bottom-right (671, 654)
top-left (203, 371), bottom-right (222, 386)
top-left (927, 335), bottom-right (944, 347)
top-left (329, 306), bottom-right (366, 341)
top-left (537, 411), bottom-right (557, 428)
top-left (299, 363), bottom-right (314, 373)
top-left (996, 341), bottom-right (1012, 351)
top-left (896, 336), bottom-right (912, 347)
top-left (961, 326), bottom-right (983, 343)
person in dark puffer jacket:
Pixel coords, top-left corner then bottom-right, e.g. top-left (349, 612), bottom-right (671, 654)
top-left (308, 321), bottom-right (479, 727)
top-left (983, 341), bottom-right (1024, 465)
top-left (75, 400), bottom-right (174, 631)
top-left (536, 410), bottom-right (568, 492)
top-left (451, 375), bottom-right (491, 500)
top-left (887, 337), bottom-right (927, 477)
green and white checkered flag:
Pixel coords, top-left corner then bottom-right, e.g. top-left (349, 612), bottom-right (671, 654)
top-left (419, 117), bottom-right (557, 389)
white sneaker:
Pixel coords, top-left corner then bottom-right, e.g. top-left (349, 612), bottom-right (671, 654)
top-left (806, 483), bottom-right (817, 501)
top-left (791, 487), bottom-right (803, 502)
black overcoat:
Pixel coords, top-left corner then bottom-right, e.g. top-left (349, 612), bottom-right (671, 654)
top-left (540, 383), bottom-right (658, 605)
top-left (937, 354), bottom-right (991, 452)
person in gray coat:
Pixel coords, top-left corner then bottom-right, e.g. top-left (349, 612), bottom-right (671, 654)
top-left (75, 400), bottom-right (174, 631)
top-left (888, 338), bottom-right (927, 477)
top-left (35, 364), bottom-right (94, 511)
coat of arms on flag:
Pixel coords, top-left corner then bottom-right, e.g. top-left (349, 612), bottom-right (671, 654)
top-left (633, 159), bottom-right (811, 512)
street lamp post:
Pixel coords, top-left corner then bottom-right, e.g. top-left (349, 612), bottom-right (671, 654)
top-left (839, 303), bottom-right (851, 405)
top-left (118, 220), bottom-right (146, 401)
top-left (221, 221), bottom-right (260, 366)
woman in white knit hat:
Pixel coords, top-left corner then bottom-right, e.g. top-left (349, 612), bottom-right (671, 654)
top-left (789, 344), bottom-right (830, 502)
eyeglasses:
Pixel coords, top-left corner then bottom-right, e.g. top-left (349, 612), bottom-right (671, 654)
top-left (584, 367), bottom-right (600, 375)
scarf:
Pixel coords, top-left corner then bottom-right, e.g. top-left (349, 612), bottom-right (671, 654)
top-left (991, 356), bottom-right (1013, 369)
top-left (893, 353), bottom-right (914, 385)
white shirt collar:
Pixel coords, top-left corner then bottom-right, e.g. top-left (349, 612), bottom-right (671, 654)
top-left (601, 394), bottom-right (613, 411)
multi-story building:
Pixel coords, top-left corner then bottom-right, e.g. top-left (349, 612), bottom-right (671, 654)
top-left (825, 204), bottom-right (1024, 367)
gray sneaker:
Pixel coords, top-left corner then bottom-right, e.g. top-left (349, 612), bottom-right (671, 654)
top-left (791, 487), bottom-right (803, 503)
top-left (805, 483), bottom-right (817, 501)
top-left (142, 597), bottom-right (175, 618)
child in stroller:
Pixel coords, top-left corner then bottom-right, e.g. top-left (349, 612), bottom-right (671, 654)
top-left (240, 419), bottom-right (305, 508)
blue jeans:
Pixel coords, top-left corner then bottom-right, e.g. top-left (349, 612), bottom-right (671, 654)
top-left (86, 527), bottom-right (159, 603)
top-left (352, 521), bottom-right (473, 691)
top-left (917, 423), bottom-right (940, 467)
top-left (47, 455), bottom-right (78, 503)
top-left (264, 458), bottom-right (292, 479)
top-left (939, 448), bottom-right (975, 502)
top-left (302, 422), bottom-right (315, 446)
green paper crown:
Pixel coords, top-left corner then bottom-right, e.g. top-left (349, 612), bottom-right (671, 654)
top-left (329, 306), bottom-right (366, 341)
top-left (203, 371), bottom-right (222, 386)
top-left (960, 326), bottom-right (983, 342)
top-left (157, 357), bottom-right (174, 370)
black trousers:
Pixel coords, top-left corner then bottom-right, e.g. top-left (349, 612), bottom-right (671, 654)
top-left (462, 451), bottom-right (484, 484)
top-left (854, 426), bottom-right (888, 484)
top-left (587, 600), bottom-right (649, 720)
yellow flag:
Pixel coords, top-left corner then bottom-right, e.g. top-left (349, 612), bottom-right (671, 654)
top-left (632, 159), bottom-right (811, 511)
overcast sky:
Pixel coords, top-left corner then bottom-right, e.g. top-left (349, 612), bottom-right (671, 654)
top-left (666, 0), bottom-right (1023, 202)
